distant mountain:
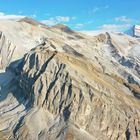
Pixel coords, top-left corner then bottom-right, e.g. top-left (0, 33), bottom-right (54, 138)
top-left (125, 25), bottom-right (140, 38)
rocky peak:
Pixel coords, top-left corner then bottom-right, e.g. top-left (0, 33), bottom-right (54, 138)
top-left (52, 24), bottom-right (75, 34)
top-left (19, 17), bottom-right (46, 27)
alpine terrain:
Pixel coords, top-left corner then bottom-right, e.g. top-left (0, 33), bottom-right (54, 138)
top-left (125, 25), bottom-right (140, 38)
top-left (0, 18), bottom-right (140, 140)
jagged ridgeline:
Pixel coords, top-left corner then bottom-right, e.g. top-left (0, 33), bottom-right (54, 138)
top-left (0, 18), bottom-right (140, 140)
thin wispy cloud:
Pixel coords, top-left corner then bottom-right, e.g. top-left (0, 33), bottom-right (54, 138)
top-left (115, 16), bottom-right (132, 23)
top-left (92, 7), bottom-right (100, 13)
top-left (41, 20), bottom-right (56, 26)
top-left (41, 16), bottom-right (75, 26)
top-left (31, 14), bottom-right (37, 18)
top-left (56, 16), bottom-right (70, 22)
top-left (91, 5), bottom-right (109, 14)
top-left (74, 23), bottom-right (84, 29)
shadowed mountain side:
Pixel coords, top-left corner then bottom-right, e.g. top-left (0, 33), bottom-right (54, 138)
top-left (0, 59), bottom-right (33, 112)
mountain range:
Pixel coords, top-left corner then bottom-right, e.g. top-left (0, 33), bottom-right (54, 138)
top-left (0, 17), bottom-right (140, 140)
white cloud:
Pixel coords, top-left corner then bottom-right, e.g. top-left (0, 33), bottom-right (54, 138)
top-left (41, 16), bottom-right (74, 26)
top-left (74, 23), bottom-right (84, 29)
top-left (55, 16), bottom-right (70, 22)
top-left (41, 20), bottom-right (57, 26)
top-left (31, 14), bottom-right (37, 18)
top-left (91, 5), bottom-right (109, 14)
top-left (80, 24), bottom-right (130, 36)
top-left (99, 24), bottom-right (130, 31)
top-left (0, 12), bottom-right (25, 20)
top-left (115, 16), bottom-right (132, 23)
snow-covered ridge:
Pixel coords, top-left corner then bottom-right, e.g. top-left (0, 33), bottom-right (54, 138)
top-left (125, 25), bottom-right (140, 38)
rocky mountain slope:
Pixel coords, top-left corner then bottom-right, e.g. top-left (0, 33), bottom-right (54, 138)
top-left (0, 18), bottom-right (140, 140)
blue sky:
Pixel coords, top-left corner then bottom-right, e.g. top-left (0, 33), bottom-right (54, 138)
top-left (0, 0), bottom-right (140, 32)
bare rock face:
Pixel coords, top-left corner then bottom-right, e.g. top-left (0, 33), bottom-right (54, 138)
top-left (0, 32), bottom-right (16, 69)
top-left (0, 19), bottom-right (140, 140)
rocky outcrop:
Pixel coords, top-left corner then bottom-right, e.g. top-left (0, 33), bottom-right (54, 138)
top-left (0, 32), bottom-right (17, 69)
